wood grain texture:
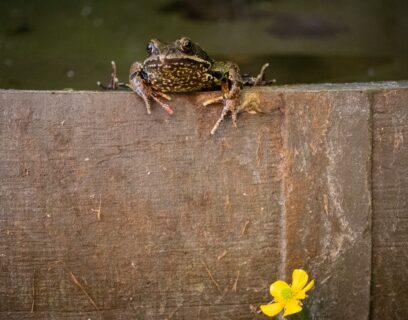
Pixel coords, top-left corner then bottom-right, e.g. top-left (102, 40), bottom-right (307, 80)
top-left (371, 87), bottom-right (408, 320)
top-left (0, 82), bottom-right (407, 319)
top-left (0, 89), bottom-right (283, 320)
top-left (281, 90), bottom-right (373, 319)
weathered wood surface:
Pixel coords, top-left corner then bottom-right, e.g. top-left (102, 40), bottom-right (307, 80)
top-left (371, 88), bottom-right (408, 319)
top-left (281, 90), bottom-right (373, 320)
top-left (0, 82), bottom-right (407, 319)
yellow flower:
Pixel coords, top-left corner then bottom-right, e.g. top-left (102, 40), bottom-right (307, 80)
top-left (260, 269), bottom-right (314, 318)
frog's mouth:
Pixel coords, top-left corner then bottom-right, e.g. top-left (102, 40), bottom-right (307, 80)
top-left (144, 56), bottom-right (212, 69)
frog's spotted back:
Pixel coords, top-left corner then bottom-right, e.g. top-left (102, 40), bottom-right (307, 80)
top-left (145, 58), bottom-right (215, 92)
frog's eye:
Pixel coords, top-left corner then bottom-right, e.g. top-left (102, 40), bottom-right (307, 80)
top-left (146, 42), bottom-right (155, 55)
top-left (180, 38), bottom-right (193, 53)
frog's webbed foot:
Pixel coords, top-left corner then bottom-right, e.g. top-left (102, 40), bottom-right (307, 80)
top-left (204, 87), bottom-right (241, 135)
top-left (97, 61), bottom-right (129, 90)
top-left (204, 63), bottom-right (271, 135)
top-left (129, 62), bottom-right (173, 115)
top-left (203, 63), bottom-right (243, 135)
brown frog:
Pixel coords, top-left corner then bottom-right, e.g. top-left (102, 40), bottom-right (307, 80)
top-left (98, 37), bottom-right (269, 134)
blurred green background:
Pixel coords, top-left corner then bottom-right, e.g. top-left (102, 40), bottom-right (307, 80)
top-left (0, 0), bottom-right (407, 90)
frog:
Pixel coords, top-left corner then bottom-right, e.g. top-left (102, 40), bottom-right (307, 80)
top-left (98, 37), bottom-right (269, 135)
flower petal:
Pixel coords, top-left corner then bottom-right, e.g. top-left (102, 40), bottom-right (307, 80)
top-left (303, 279), bottom-right (314, 293)
top-left (283, 299), bottom-right (302, 317)
top-left (270, 280), bottom-right (291, 300)
top-left (295, 279), bottom-right (315, 300)
top-left (294, 291), bottom-right (305, 300)
top-left (294, 290), bottom-right (306, 300)
top-left (291, 269), bottom-right (309, 294)
top-left (260, 302), bottom-right (284, 317)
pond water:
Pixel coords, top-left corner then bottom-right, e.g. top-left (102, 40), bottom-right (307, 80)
top-left (0, 0), bottom-right (407, 89)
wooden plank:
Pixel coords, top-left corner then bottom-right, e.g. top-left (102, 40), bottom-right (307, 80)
top-left (0, 89), bottom-right (283, 319)
top-left (0, 82), bottom-right (407, 319)
top-left (281, 90), bottom-right (372, 319)
top-left (371, 88), bottom-right (408, 319)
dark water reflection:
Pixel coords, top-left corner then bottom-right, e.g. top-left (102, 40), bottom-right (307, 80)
top-left (0, 0), bottom-right (407, 89)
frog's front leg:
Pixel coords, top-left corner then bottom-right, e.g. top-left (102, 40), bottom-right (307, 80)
top-left (203, 63), bottom-right (243, 135)
top-left (98, 61), bottom-right (173, 115)
top-left (204, 63), bottom-right (270, 135)
top-left (129, 62), bottom-right (173, 115)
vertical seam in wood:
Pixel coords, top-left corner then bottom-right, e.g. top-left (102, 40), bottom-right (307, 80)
top-left (278, 93), bottom-right (288, 279)
top-left (367, 89), bottom-right (376, 320)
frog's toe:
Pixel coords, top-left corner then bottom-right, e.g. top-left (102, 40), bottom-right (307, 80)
top-left (140, 96), bottom-right (152, 115)
top-left (97, 61), bottom-right (119, 90)
top-left (231, 109), bottom-right (238, 128)
top-left (253, 63), bottom-right (270, 86)
top-left (207, 93), bottom-right (243, 134)
top-left (211, 103), bottom-right (240, 135)
top-left (211, 105), bottom-right (228, 135)
top-left (154, 91), bottom-right (172, 101)
top-left (203, 96), bottom-right (223, 107)
top-left (151, 95), bottom-right (174, 115)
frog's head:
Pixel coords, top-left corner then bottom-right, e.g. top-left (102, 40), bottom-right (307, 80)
top-left (144, 37), bottom-right (212, 68)
top-left (142, 37), bottom-right (217, 92)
